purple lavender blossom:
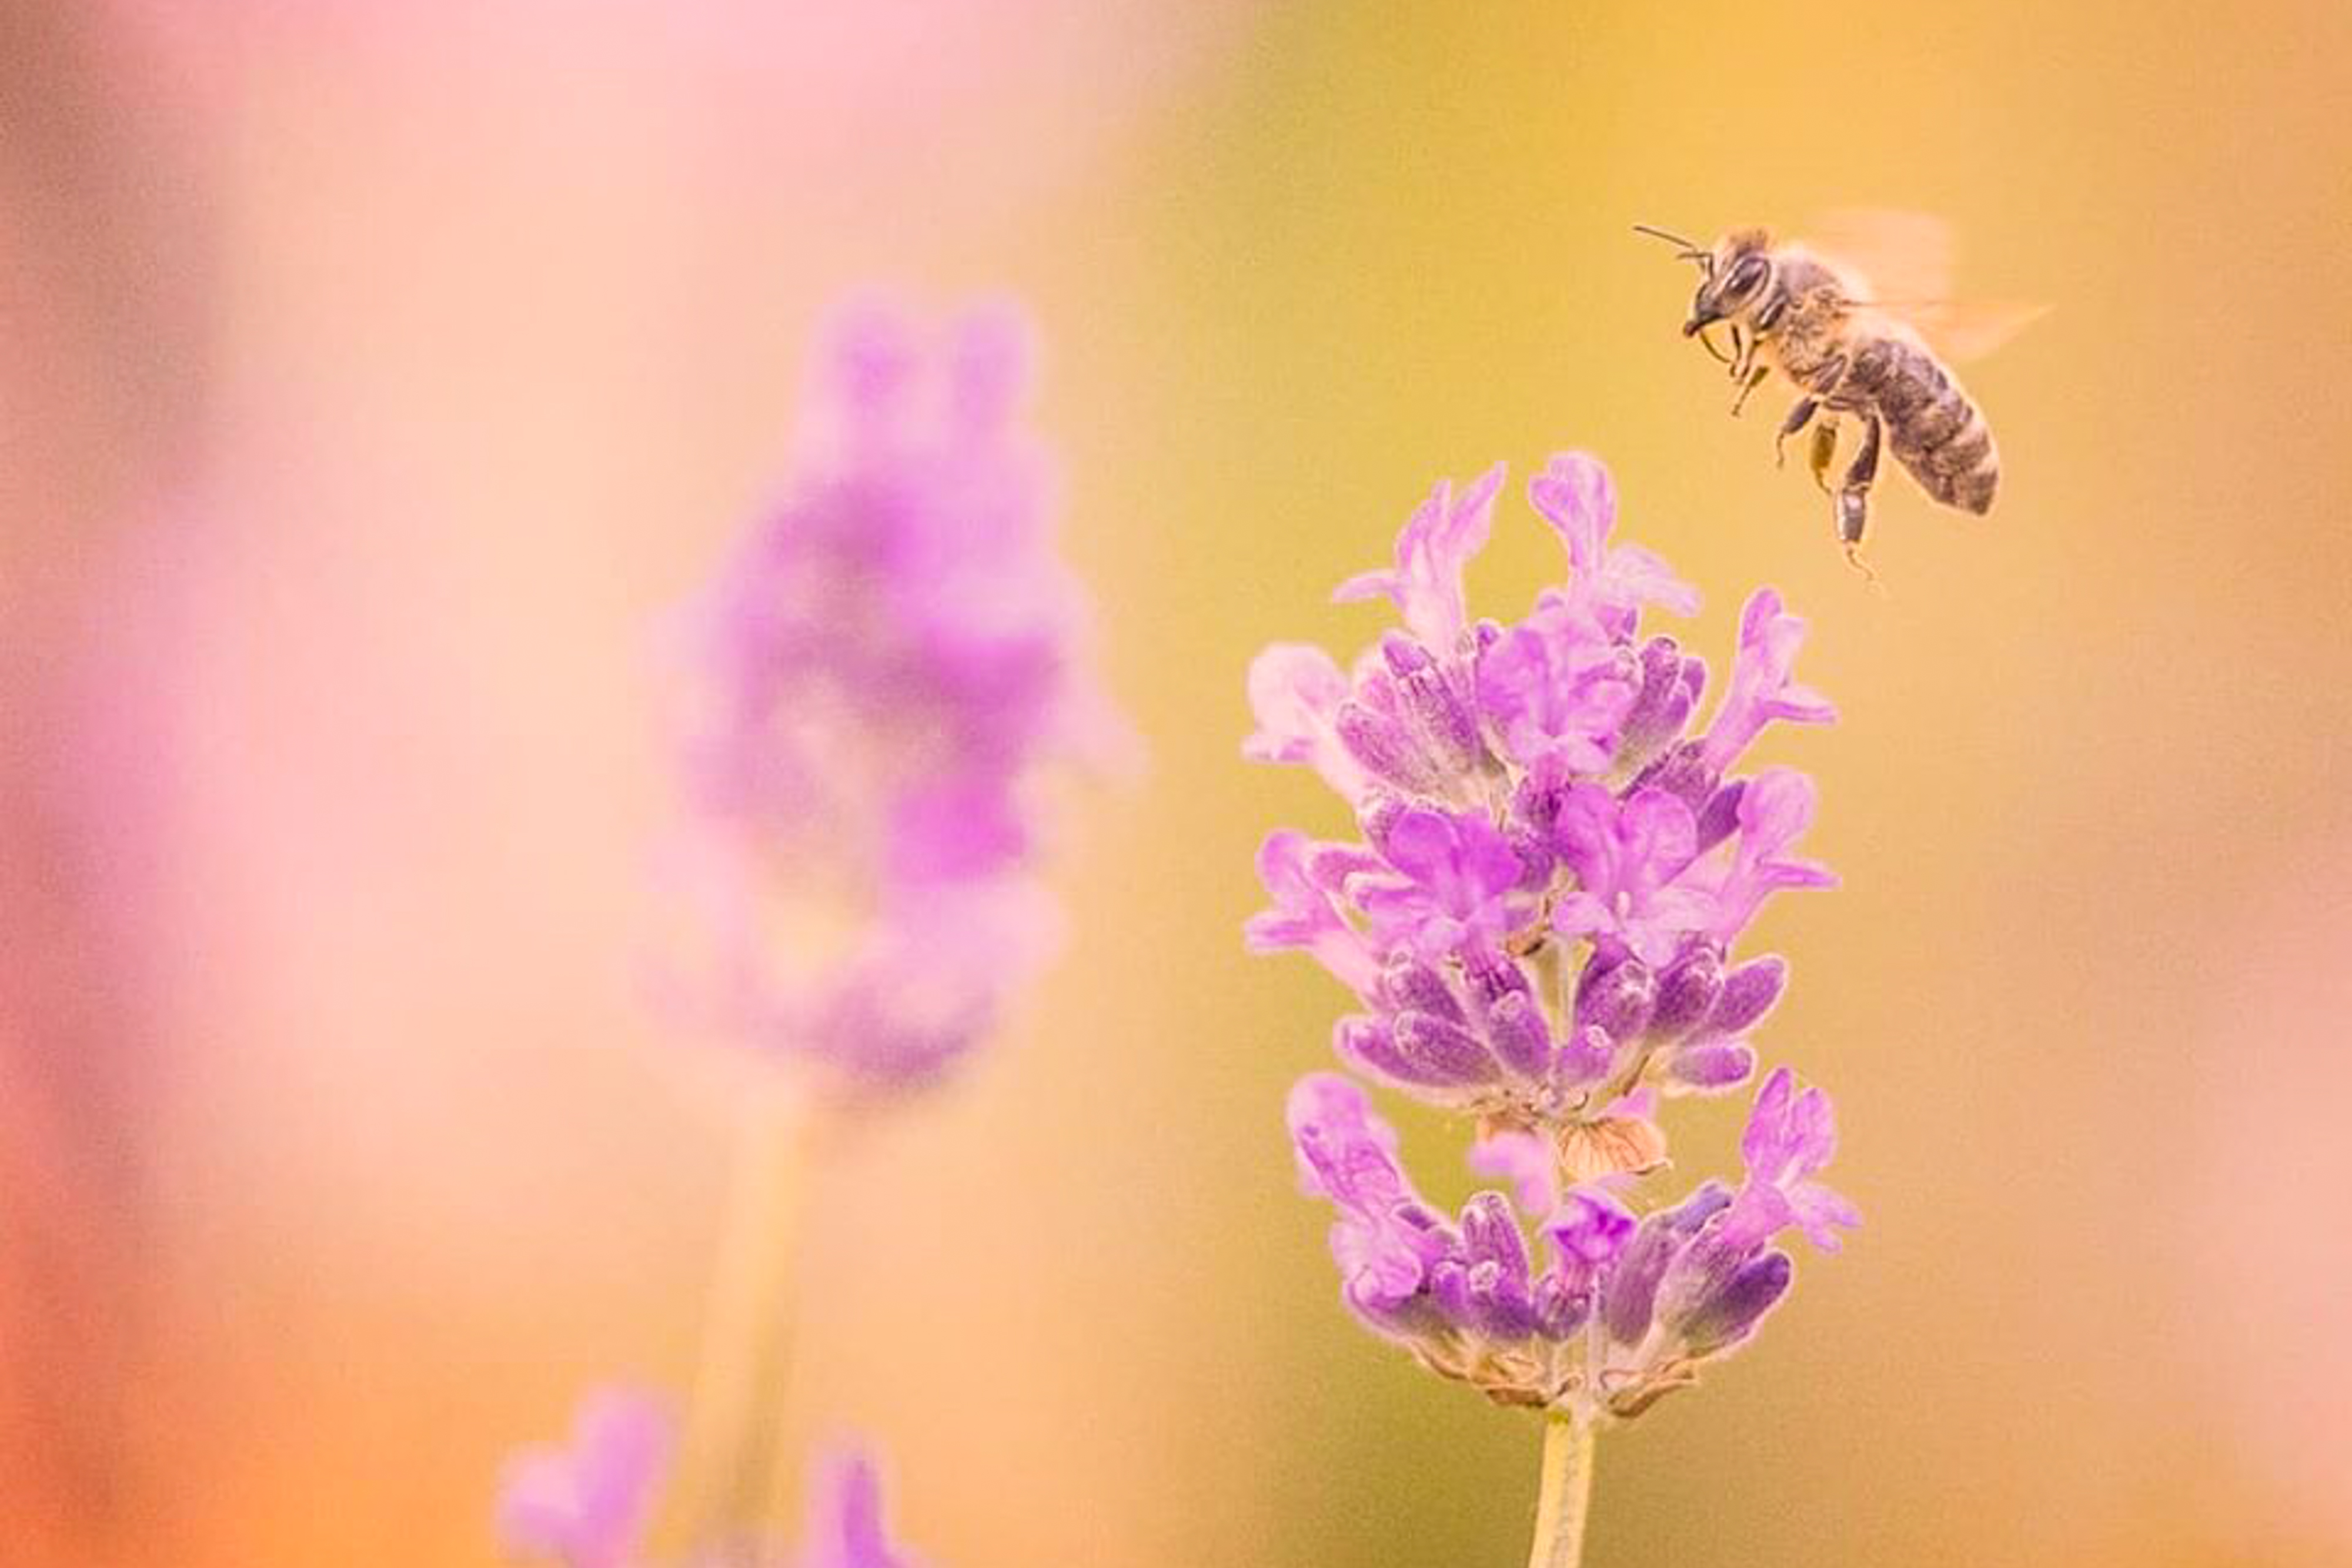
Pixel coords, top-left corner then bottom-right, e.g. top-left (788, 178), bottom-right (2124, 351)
top-left (797, 1446), bottom-right (924, 1568)
top-left (496, 1389), bottom-right (673, 1568)
top-left (497, 1397), bottom-right (926, 1568)
top-left (1249, 451), bottom-right (1855, 1421)
top-left (669, 303), bottom-right (1125, 1094)
top-left (1289, 1070), bottom-right (1852, 1415)
top-left (1332, 463), bottom-right (1504, 654)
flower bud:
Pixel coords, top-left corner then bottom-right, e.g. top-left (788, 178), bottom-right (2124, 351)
top-left (1602, 1183), bottom-right (1730, 1346)
top-left (1337, 701), bottom-right (1443, 797)
top-left (1575, 955), bottom-right (1655, 1041)
top-left (1379, 953), bottom-right (1465, 1023)
top-left (1355, 794), bottom-right (1408, 857)
top-left (1334, 1015), bottom-right (1439, 1087)
top-left (1466, 1258), bottom-right (1539, 1339)
top-left (1385, 633), bottom-right (1485, 777)
top-left (1551, 1022), bottom-right (1618, 1090)
top-left (1618, 636), bottom-right (1703, 761)
top-left (1649, 942), bottom-right (1725, 1041)
top-left (1392, 1010), bottom-right (1503, 1086)
top-left (1483, 991), bottom-right (1553, 1081)
top-left (1663, 1040), bottom-right (1757, 1092)
top-left (1629, 739), bottom-right (1717, 813)
top-left (1532, 1275), bottom-right (1592, 1340)
top-left (1674, 1249), bottom-right (1793, 1357)
top-left (1708, 956), bottom-right (1787, 1036)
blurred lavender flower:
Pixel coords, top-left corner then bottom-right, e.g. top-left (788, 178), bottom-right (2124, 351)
top-left (667, 302), bottom-right (1129, 1095)
top-left (795, 1448), bottom-right (924, 1568)
top-left (497, 1393), bottom-right (923, 1568)
top-left (497, 1390), bottom-right (673, 1568)
top-left (1248, 452), bottom-right (1854, 1425)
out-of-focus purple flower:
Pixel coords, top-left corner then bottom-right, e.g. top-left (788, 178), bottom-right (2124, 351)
top-left (1250, 450), bottom-right (1855, 1423)
top-left (496, 1389), bottom-right (673, 1568)
top-left (668, 302), bottom-right (1125, 1095)
top-left (497, 1401), bottom-right (929, 1568)
top-left (798, 1446), bottom-right (923, 1568)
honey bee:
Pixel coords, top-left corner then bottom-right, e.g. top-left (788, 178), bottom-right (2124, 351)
top-left (1636, 212), bottom-right (2041, 568)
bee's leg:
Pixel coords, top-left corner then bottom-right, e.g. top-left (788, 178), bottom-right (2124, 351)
top-left (1774, 397), bottom-right (1819, 467)
top-left (1836, 412), bottom-right (1884, 573)
top-left (1729, 364), bottom-right (1770, 417)
top-left (1806, 417), bottom-right (1841, 493)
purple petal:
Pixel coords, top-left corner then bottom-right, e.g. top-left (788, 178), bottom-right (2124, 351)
top-left (495, 1389), bottom-right (674, 1568)
top-left (1708, 956), bottom-right (1788, 1036)
top-left (1243, 643), bottom-right (1369, 799)
top-left (799, 1443), bottom-right (921, 1568)
top-left (1469, 1130), bottom-right (1560, 1215)
top-left (1664, 1039), bottom-right (1758, 1092)
top-left (1675, 1249), bottom-right (1794, 1356)
top-left (1545, 1186), bottom-right (1638, 1271)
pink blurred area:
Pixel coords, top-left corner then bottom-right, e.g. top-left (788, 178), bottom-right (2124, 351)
top-left (2, 2), bottom-right (1252, 1563)
top-left (2179, 842), bottom-right (2352, 1560)
top-left (8, 3), bottom-right (2352, 1567)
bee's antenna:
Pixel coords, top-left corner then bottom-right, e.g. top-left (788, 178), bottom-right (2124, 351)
top-left (1632, 223), bottom-right (1714, 272)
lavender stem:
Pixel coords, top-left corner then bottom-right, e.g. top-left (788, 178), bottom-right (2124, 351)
top-left (1525, 1413), bottom-right (1596, 1568)
top-left (674, 1084), bottom-right (817, 1550)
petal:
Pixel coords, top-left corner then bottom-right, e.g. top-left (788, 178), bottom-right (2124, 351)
top-left (1468, 1130), bottom-right (1561, 1215)
top-left (1529, 452), bottom-right (1618, 574)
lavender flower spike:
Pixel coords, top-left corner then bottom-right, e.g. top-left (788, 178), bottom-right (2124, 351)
top-left (1250, 450), bottom-right (1858, 1564)
top-left (669, 302), bottom-right (1128, 1095)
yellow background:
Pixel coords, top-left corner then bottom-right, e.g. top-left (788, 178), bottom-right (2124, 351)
top-left (5, 2), bottom-right (2350, 1564)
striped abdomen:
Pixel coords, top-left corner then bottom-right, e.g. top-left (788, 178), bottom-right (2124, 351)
top-left (1844, 334), bottom-right (1999, 514)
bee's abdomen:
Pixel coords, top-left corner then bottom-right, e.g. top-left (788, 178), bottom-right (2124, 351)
top-left (1847, 337), bottom-right (2000, 514)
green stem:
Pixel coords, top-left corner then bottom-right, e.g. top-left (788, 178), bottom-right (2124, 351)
top-left (1525, 1413), bottom-right (1597, 1568)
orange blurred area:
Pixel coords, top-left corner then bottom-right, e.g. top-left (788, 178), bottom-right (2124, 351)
top-left (5, 2), bottom-right (2351, 1565)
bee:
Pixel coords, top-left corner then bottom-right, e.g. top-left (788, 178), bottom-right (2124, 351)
top-left (1636, 212), bottom-right (2041, 569)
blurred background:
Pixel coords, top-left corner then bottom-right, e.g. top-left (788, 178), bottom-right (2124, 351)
top-left (5, 2), bottom-right (2351, 1564)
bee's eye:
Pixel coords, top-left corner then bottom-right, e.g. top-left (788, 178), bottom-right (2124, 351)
top-left (1727, 256), bottom-right (1768, 296)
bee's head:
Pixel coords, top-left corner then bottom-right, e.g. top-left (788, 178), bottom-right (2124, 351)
top-left (1682, 229), bottom-right (1775, 337)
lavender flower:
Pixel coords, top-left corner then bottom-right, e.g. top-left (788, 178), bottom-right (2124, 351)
top-left (496, 1390), bottom-right (673, 1568)
top-left (1249, 451), bottom-right (1855, 1429)
top-left (497, 1393), bottom-right (925, 1568)
top-left (794, 1447), bottom-right (924, 1568)
top-left (668, 302), bottom-right (1126, 1094)
top-left (1290, 1071), bottom-right (1852, 1416)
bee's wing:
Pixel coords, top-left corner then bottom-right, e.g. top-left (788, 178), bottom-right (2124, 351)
top-left (1870, 299), bottom-right (2051, 363)
top-left (1805, 207), bottom-right (1956, 307)
top-left (1807, 208), bottom-right (2048, 363)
